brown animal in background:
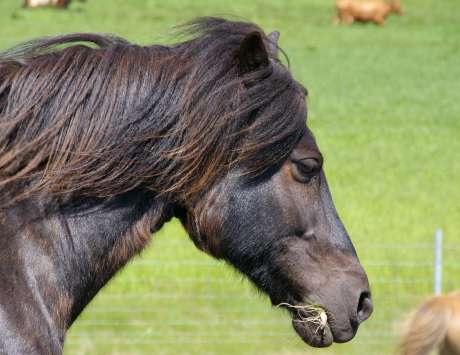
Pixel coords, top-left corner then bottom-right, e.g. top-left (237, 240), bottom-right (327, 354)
top-left (400, 290), bottom-right (460, 355)
top-left (23, 0), bottom-right (72, 8)
top-left (335, 0), bottom-right (403, 25)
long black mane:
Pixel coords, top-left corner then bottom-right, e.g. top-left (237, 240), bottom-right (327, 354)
top-left (0, 17), bottom-right (307, 204)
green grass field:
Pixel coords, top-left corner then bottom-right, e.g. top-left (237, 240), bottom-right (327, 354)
top-left (1, 0), bottom-right (459, 354)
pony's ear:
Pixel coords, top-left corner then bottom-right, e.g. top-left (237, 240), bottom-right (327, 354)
top-left (238, 31), bottom-right (269, 74)
top-left (267, 31), bottom-right (280, 58)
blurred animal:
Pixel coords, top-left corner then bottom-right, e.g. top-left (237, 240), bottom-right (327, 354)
top-left (400, 290), bottom-right (460, 355)
top-left (23, 0), bottom-right (72, 8)
top-left (335, 0), bottom-right (403, 25)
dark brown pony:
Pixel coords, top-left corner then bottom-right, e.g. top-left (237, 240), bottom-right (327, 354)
top-left (0, 18), bottom-right (372, 354)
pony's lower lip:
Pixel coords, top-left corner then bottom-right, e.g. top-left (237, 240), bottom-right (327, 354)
top-left (291, 315), bottom-right (333, 347)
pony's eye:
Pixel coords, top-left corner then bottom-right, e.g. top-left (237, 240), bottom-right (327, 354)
top-left (291, 158), bottom-right (321, 183)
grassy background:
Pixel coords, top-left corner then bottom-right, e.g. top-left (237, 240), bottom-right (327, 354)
top-left (1, 0), bottom-right (459, 354)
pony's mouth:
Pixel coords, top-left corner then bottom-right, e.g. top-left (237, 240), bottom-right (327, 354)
top-left (277, 302), bottom-right (354, 347)
top-left (291, 310), bottom-right (333, 347)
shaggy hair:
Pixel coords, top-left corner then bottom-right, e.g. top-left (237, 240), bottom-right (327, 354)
top-left (0, 17), bottom-right (307, 205)
top-left (400, 290), bottom-right (460, 355)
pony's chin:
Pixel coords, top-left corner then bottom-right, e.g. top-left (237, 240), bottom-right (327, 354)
top-left (292, 316), bottom-right (334, 348)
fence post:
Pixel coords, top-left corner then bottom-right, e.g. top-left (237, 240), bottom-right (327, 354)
top-left (434, 229), bottom-right (443, 295)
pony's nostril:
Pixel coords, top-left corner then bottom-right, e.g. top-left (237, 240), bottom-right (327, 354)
top-left (357, 291), bottom-right (373, 323)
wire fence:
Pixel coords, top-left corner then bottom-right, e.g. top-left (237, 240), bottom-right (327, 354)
top-left (64, 229), bottom-right (459, 355)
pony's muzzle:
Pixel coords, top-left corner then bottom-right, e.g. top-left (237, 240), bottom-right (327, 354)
top-left (325, 270), bottom-right (373, 344)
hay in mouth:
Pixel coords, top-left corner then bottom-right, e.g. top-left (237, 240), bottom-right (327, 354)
top-left (277, 302), bottom-right (330, 334)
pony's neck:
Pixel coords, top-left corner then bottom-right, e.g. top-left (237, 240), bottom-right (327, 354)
top-left (1, 190), bottom-right (173, 351)
top-left (57, 191), bottom-right (173, 323)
